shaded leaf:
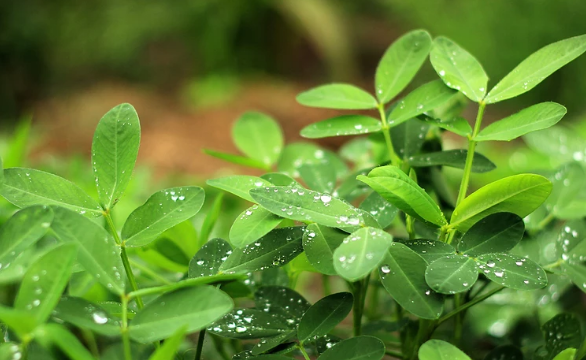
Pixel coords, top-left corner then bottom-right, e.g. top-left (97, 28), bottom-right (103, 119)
top-left (425, 255), bottom-right (478, 294)
top-left (542, 313), bottom-right (582, 358)
top-left (359, 192), bottom-right (398, 229)
top-left (483, 345), bottom-right (524, 360)
top-left (296, 84), bottom-right (377, 110)
top-left (458, 213), bottom-right (525, 256)
top-left (188, 238), bottom-right (232, 278)
top-left (401, 239), bottom-right (456, 264)
top-left (407, 149), bottom-right (495, 173)
top-left (302, 224), bottom-right (346, 275)
top-left (297, 292), bottom-right (353, 343)
top-left (389, 117), bottom-right (430, 159)
top-left (476, 254), bottom-right (547, 290)
top-left (34, 323), bottom-right (95, 360)
top-left (318, 335), bottom-right (386, 360)
top-left (300, 115), bottom-right (382, 139)
top-left (424, 116), bottom-right (472, 137)
top-left (148, 326), bottom-right (187, 360)
top-left (299, 162), bottom-right (337, 193)
top-left (208, 309), bottom-right (290, 339)
top-left (254, 286), bottom-right (310, 324)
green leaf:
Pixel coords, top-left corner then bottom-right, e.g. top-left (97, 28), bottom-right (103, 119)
top-left (523, 125), bottom-right (585, 161)
top-left (319, 335), bottom-right (385, 360)
top-left (148, 326), bottom-right (187, 360)
top-left (0, 205), bottom-right (52, 266)
top-left (483, 345), bottom-right (524, 360)
top-left (207, 176), bottom-right (272, 203)
top-left (358, 166), bottom-right (446, 226)
top-left (4, 115), bottom-right (31, 168)
top-left (203, 149), bottom-right (270, 171)
top-left (458, 213), bottom-right (525, 256)
top-left (450, 174), bottom-right (552, 232)
top-left (129, 286), bottom-right (233, 343)
top-left (188, 238), bottom-right (232, 278)
top-left (476, 102), bottom-right (566, 141)
top-left (52, 297), bottom-right (121, 336)
top-left (542, 313), bottom-right (582, 358)
top-left (430, 36), bottom-right (488, 102)
top-left (485, 34), bottom-right (586, 103)
top-left (14, 243), bottom-right (77, 326)
top-left (389, 118), bottom-right (430, 159)
top-left (296, 84), bottom-right (377, 110)
top-left (302, 224), bottom-right (346, 276)
top-left (0, 168), bottom-right (102, 215)
top-left (547, 162), bottom-right (586, 219)
top-left (424, 116), bottom-right (472, 137)
top-left (297, 292), bottom-right (353, 343)
top-left (232, 112), bottom-right (283, 167)
top-left (387, 80), bottom-right (458, 127)
top-left (407, 149), bottom-right (495, 173)
top-left (401, 239), bottom-right (456, 264)
top-left (561, 262), bottom-right (586, 293)
top-left (425, 255), bottom-right (478, 294)
top-left (208, 308), bottom-right (290, 339)
top-left (0, 306), bottom-right (37, 338)
top-left (51, 207), bottom-right (125, 295)
top-left (0, 342), bottom-right (21, 360)
top-left (552, 349), bottom-right (576, 360)
top-left (250, 331), bottom-right (296, 355)
top-left (375, 29), bottom-right (432, 104)
top-left (200, 193), bottom-right (224, 243)
top-left (220, 227), bottom-right (304, 274)
top-left (34, 323), bottom-right (95, 360)
top-left (254, 286), bottom-right (310, 324)
top-left (359, 192), bottom-right (398, 229)
top-left (122, 186), bottom-right (205, 247)
top-left (333, 227), bottom-right (393, 282)
top-left (230, 205), bottom-right (282, 248)
top-left (299, 162), bottom-right (337, 193)
top-left (91, 103), bottom-right (140, 210)
top-left (250, 186), bottom-right (366, 228)
top-left (261, 173), bottom-right (299, 187)
top-left (379, 242), bottom-right (443, 319)
top-left (300, 115), bottom-right (382, 139)
top-left (419, 340), bottom-right (471, 360)
top-left (476, 254), bottom-right (547, 290)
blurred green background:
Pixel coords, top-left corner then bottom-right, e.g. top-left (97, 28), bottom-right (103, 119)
top-left (1, 0), bottom-right (586, 178)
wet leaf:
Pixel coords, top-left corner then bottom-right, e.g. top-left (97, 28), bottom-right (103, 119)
top-left (333, 227), bottom-right (393, 282)
top-left (424, 116), bottom-right (472, 137)
top-left (450, 174), bottom-right (552, 232)
top-left (203, 149), bottom-right (270, 171)
top-left (485, 34), bottom-right (586, 103)
top-left (51, 206), bottom-right (125, 295)
top-left (358, 165), bottom-right (446, 226)
top-left (250, 331), bottom-right (296, 355)
top-left (375, 29), bottom-right (432, 104)
top-left (476, 254), bottom-right (547, 290)
top-left (419, 339), bottom-right (471, 360)
top-left (261, 173), bottom-right (299, 187)
top-left (230, 206), bottom-right (282, 248)
top-left (407, 149), bottom-right (495, 173)
top-left (34, 323), bottom-right (95, 360)
top-left (0, 168), bottom-right (102, 215)
top-left (458, 213), bottom-right (525, 256)
top-left (122, 186), bottom-right (205, 247)
top-left (129, 286), bottom-right (233, 343)
top-left (302, 224), bottom-right (346, 275)
top-left (188, 238), bottom-right (232, 278)
top-left (359, 191), bottom-right (398, 229)
top-left (208, 309), bottom-right (290, 339)
top-left (542, 313), bottom-right (582, 358)
top-left (297, 292), bottom-right (353, 343)
top-left (483, 345), bottom-right (524, 360)
top-left (52, 297), bottom-right (121, 336)
top-left (475, 102), bottom-right (566, 142)
top-left (318, 335), bottom-right (386, 360)
top-left (207, 176), bottom-right (272, 203)
top-left (300, 115), bottom-right (382, 139)
top-left (296, 84), bottom-right (378, 110)
top-left (560, 262), bottom-right (586, 293)
top-left (299, 162), bottom-right (337, 193)
top-left (387, 80), bottom-right (458, 127)
top-left (148, 326), bottom-right (187, 360)
top-left (379, 242), bottom-right (443, 319)
top-left (14, 243), bottom-right (77, 326)
top-left (400, 239), bottom-right (456, 264)
top-left (425, 255), bottom-right (478, 294)
top-left (220, 227), bottom-right (304, 273)
top-left (232, 112), bottom-right (283, 167)
top-left (431, 36), bottom-right (488, 102)
top-left (389, 117), bottom-right (430, 159)
top-left (254, 286), bottom-right (310, 324)
top-left (547, 162), bottom-right (586, 219)
top-left (251, 186), bottom-right (365, 228)
top-left (551, 349), bottom-right (576, 360)
top-left (91, 103), bottom-right (140, 210)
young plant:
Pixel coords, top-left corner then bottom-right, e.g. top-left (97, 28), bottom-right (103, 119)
top-left (0, 30), bottom-right (585, 360)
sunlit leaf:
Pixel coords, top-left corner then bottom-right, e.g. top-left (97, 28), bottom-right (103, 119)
top-left (300, 115), bottom-right (382, 139)
top-left (419, 339), bottom-right (471, 360)
top-left (302, 224), bottom-right (346, 276)
top-left (424, 116), bottom-right (472, 137)
top-left (297, 84), bottom-right (377, 110)
top-left (458, 213), bottom-right (524, 256)
top-left (401, 239), bottom-right (456, 264)
top-left (52, 297), bottom-right (121, 336)
top-left (425, 255), bottom-right (478, 294)
top-left (407, 149), bottom-right (495, 173)
top-left (431, 37), bottom-right (488, 102)
top-left (188, 238), bottom-right (232, 278)
top-left (208, 308), bottom-right (290, 339)
top-left (232, 112), bottom-right (283, 167)
top-left (230, 206), bottom-right (282, 248)
top-left (476, 254), bottom-right (547, 290)
top-left (207, 176), bottom-right (272, 203)
top-left (485, 34), bottom-right (586, 103)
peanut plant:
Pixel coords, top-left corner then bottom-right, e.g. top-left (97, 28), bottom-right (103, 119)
top-left (1, 30), bottom-right (586, 360)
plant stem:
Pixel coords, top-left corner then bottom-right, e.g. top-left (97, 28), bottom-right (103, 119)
top-left (535, 212), bottom-right (555, 233)
top-left (103, 212), bottom-right (145, 309)
top-left (297, 344), bottom-right (311, 360)
top-left (437, 286), bottom-right (504, 326)
top-left (378, 104), bottom-right (402, 166)
top-left (455, 102), bottom-right (486, 207)
top-left (575, 332), bottom-right (586, 360)
top-left (81, 329), bottom-right (100, 358)
top-left (210, 334), bottom-right (230, 360)
top-left (121, 295), bottom-right (132, 360)
top-left (453, 294), bottom-right (463, 345)
top-left (195, 329), bottom-right (206, 360)
top-left (127, 274), bottom-right (246, 299)
top-left (352, 275), bottom-right (370, 336)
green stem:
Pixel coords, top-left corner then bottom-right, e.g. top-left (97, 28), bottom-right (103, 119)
top-left (127, 274), bottom-right (246, 299)
top-left (535, 213), bottom-right (556, 233)
top-left (437, 286), bottom-right (504, 326)
top-left (378, 104), bottom-right (402, 166)
top-left (297, 344), bottom-right (311, 360)
top-left (195, 329), bottom-right (206, 360)
top-left (104, 212), bottom-right (144, 309)
top-left (438, 226), bottom-right (449, 242)
top-left (121, 296), bottom-right (132, 360)
top-left (453, 294), bottom-right (463, 345)
top-left (81, 329), bottom-right (100, 358)
top-left (455, 102), bottom-right (486, 207)
top-left (386, 349), bottom-right (404, 359)
top-left (352, 275), bottom-right (370, 336)
top-left (575, 332), bottom-right (586, 360)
